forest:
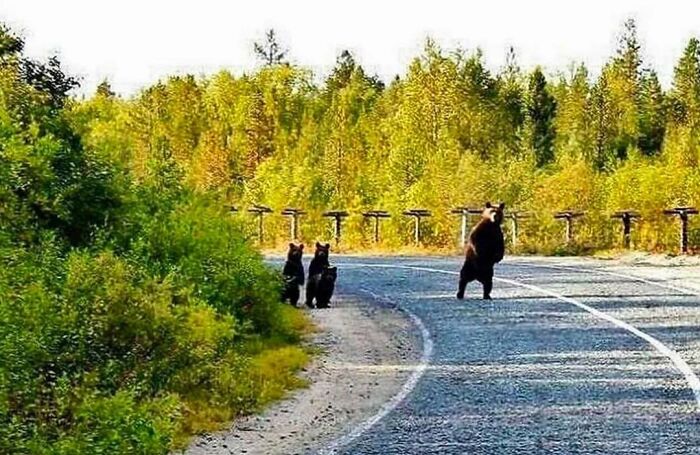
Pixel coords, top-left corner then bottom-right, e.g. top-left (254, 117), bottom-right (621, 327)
top-left (73, 21), bottom-right (700, 253)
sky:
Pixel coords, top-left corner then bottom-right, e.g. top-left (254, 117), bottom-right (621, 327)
top-left (1, 0), bottom-right (699, 96)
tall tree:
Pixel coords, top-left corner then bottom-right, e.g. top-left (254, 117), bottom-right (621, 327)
top-left (454, 49), bottom-right (501, 155)
top-left (669, 37), bottom-right (700, 126)
top-left (20, 56), bottom-right (79, 110)
top-left (0, 24), bottom-right (23, 60)
top-left (96, 79), bottom-right (116, 98)
top-left (666, 37), bottom-right (700, 165)
top-left (325, 50), bottom-right (358, 94)
top-left (243, 88), bottom-right (275, 178)
top-left (253, 29), bottom-right (288, 66)
top-left (553, 64), bottom-right (592, 161)
top-left (614, 19), bottom-right (642, 82)
top-left (525, 67), bottom-right (557, 166)
top-left (589, 71), bottom-right (616, 169)
top-left (606, 18), bottom-right (643, 158)
top-left (637, 69), bottom-right (666, 155)
top-left (498, 46), bottom-right (525, 141)
top-left (325, 50), bottom-right (384, 95)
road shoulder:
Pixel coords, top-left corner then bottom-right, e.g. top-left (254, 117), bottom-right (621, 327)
top-left (185, 295), bottom-right (421, 455)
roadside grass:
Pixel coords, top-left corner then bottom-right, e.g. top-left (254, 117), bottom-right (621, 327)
top-left (173, 305), bottom-right (315, 449)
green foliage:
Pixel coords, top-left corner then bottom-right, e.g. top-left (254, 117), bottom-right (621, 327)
top-left (637, 70), bottom-right (666, 155)
top-left (74, 19), bottom-right (700, 253)
top-left (525, 67), bottom-right (557, 166)
top-left (0, 23), bottom-right (309, 454)
top-left (5, 14), bottom-right (700, 451)
top-left (669, 37), bottom-right (700, 126)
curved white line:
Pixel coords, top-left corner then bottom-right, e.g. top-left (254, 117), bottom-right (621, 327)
top-left (336, 262), bottom-right (700, 412)
top-left (318, 289), bottom-right (434, 455)
top-left (510, 260), bottom-right (700, 296)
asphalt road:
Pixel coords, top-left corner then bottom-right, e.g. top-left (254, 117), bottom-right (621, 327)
top-left (318, 256), bottom-right (700, 455)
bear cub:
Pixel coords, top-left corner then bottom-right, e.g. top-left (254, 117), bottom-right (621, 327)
top-left (310, 265), bottom-right (337, 309)
top-left (281, 243), bottom-right (305, 306)
top-left (306, 242), bottom-right (334, 308)
top-left (457, 202), bottom-right (505, 300)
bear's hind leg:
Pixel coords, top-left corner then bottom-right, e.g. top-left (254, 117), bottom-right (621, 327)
top-left (305, 279), bottom-right (316, 308)
top-left (480, 267), bottom-right (494, 300)
top-left (457, 265), bottom-right (475, 299)
top-left (290, 285), bottom-right (300, 307)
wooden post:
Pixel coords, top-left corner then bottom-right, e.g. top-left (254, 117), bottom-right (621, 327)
top-left (362, 210), bottom-right (390, 243)
top-left (664, 207), bottom-right (698, 254)
top-left (247, 205), bottom-right (273, 244)
top-left (507, 212), bottom-right (530, 248)
top-left (402, 209), bottom-right (432, 246)
top-left (450, 208), bottom-right (468, 247)
top-left (554, 211), bottom-right (584, 244)
top-left (611, 211), bottom-right (640, 249)
top-left (450, 207), bottom-right (481, 247)
top-left (281, 208), bottom-right (306, 241)
top-left (323, 211), bottom-right (349, 246)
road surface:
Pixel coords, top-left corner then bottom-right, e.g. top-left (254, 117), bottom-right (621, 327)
top-left (318, 256), bottom-right (700, 454)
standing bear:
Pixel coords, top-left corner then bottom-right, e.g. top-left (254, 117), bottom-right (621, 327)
top-left (281, 243), bottom-right (304, 306)
top-left (310, 265), bottom-right (337, 309)
top-left (305, 242), bottom-right (331, 308)
top-left (457, 202), bottom-right (505, 300)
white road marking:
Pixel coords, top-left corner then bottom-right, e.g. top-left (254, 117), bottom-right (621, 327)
top-left (336, 263), bottom-right (700, 413)
top-left (496, 275), bottom-right (700, 409)
top-left (510, 260), bottom-right (700, 296)
top-left (318, 288), bottom-right (434, 455)
top-left (328, 362), bottom-right (676, 374)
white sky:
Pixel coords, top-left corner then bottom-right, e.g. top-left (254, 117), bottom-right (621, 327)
top-left (1, 0), bottom-right (699, 96)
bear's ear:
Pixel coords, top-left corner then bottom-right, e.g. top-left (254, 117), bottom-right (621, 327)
top-left (299, 243), bottom-right (304, 250)
top-left (325, 243), bottom-right (330, 249)
top-left (289, 243), bottom-right (295, 249)
top-left (316, 242), bottom-right (322, 248)
top-left (498, 202), bottom-right (506, 210)
top-left (485, 201), bottom-right (492, 208)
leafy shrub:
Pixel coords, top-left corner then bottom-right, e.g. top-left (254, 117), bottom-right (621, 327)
top-left (0, 204), bottom-right (308, 453)
top-left (0, 23), bottom-right (311, 454)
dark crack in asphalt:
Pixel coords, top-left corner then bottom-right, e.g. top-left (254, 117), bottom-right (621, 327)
top-left (324, 256), bottom-right (700, 455)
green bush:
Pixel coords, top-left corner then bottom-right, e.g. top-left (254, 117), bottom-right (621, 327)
top-left (0, 200), bottom-right (308, 453)
top-left (0, 25), bottom-right (310, 452)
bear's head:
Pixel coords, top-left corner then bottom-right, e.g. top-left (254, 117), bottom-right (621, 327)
top-left (482, 202), bottom-right (505, 225)
top-left (287, 243), bottom-right (304, 261)
top-left (321, 266), bottom-right (337, 284)
top-left (314, 242), bottom-right (331, 261)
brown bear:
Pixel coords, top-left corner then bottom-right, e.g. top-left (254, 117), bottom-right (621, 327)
top-left (306, 242), bottom-right (331, 308)
top-left (310, 265), bottom-right (337, 309)
top-left (457, 202), bottom-right (505, 300)
top-left (308, 242), bottom-right (330, 276)
top-left (281, 243), bottom-right (304, 306)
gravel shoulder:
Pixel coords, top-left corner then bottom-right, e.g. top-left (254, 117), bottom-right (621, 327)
top-left (185, 295), bottom-right (421, 455)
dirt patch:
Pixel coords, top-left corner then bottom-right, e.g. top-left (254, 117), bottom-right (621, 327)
top-left (183, 295), bottom-right (421, 455)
